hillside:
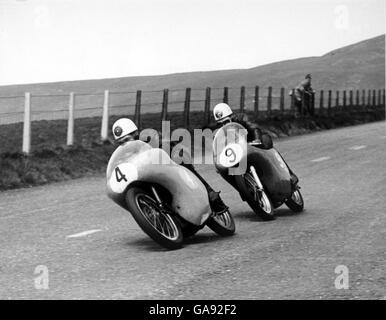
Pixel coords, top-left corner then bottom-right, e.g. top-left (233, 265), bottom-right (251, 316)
top-left (0, 34), bottom-right (384, 98)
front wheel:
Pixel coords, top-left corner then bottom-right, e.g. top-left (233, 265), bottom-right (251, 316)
top-left (125, 186), bottom-right (183, 250)
top-left (285, 189), bottom-right (304, 212)
top-left (235, 173), bottom-right (275, 221)
top-left (206, 210), bottom-right (236, 236)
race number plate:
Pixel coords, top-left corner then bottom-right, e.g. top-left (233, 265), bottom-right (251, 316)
top-left (109, 163), bottom-right (138, 194)
top-left (218, 143), bottom-right (244, 168)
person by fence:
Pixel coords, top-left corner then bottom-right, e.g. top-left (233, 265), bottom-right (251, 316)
top-left (290, 74), bottom-right (315, 116)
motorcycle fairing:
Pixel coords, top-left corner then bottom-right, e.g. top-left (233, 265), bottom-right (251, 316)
top-left (106, 140), bottom-right (211, 226)
top-left (246, 146), bottom-right (292, 203)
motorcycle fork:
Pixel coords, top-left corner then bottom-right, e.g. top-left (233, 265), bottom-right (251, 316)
top-left (150, 186), bottom-right (163, 207)
top-left (249, 166), bottom-right (264, 203)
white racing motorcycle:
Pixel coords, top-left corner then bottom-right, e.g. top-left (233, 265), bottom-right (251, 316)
top-left (106, 140), bottom-right (235, 250)
top-left (213, 122), bottom-right (304, 220)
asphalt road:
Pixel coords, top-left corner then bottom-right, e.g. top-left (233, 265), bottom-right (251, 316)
top-left (1, 121), bottom-right (385, 300)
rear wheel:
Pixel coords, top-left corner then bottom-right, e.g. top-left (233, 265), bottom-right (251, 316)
top-left (235, 172), bottom-right (275, 221)
top-left (125, 186), bottom-right (183, 250)
top-left (206, 210), bottom-right (235, 236)
top-left (285, 189), bottom-right (304, 212)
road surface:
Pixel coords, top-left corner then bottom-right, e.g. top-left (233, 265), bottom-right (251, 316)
top-left (0, 121), bottom-right (385, 299)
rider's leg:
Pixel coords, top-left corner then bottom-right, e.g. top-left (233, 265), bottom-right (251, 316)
top-left (180, 162), bottom-right (228, 214)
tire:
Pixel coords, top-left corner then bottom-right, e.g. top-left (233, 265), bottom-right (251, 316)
top-left (206, 210), bottom-right (236, 236)
top-left (285, 189), bottom-right (304, 212)
top-left (125, 186), bottom-right (183, 250)
top-left (235, 172), bottom-right (275, 221)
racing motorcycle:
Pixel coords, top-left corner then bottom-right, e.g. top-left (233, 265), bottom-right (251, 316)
top-left (213, 122), bottom-right (304, 221)
top-left (106, 140), bottom-right (235, 250)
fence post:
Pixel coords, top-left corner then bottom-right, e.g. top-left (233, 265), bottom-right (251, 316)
top-left (67, 92), bottom-right (75, 146)
top-left (319, 90), bottom-right (324, 114)
top-left (254, 86), bottom-right (260, 117)
top-left (356, 90), bottom-right (360, 108)
top-left (362, 90), bottom-right (366, 109)
top-left (327, 90), bottom-right (332, 116)
top-left (349, 90), bottom-right (353, 108)
top-left (383, 89), bottom-right (385, 107)
top-left (280, 87), bottom-right (285, 112)
top-left (204, 87), bottom-right (211, 126)
top-left (223, 87), bottom-right (229, 104)
top-left (343, 90), bottom-right (347, 110)
top-left (267, 86), bottom-right (272, 117)
top-left (183, 87), bottom-right (191, 129)
top-left (335, 91), bottom-right (340, 111)
top-left (240, 86), bottom-right (245, 113)
top-left (377, 89), bottom-right (381, 106)
top-left (101, 90), bottom-right (109, 141)
top-left (161, 89), bottom-right (169, 121)
top-left (134, 90), bottom-right (142, 129)
top-left (22, 92), bottom-right (31, 154)
top-left (372, 89), bottom-right (376, 108)
top-left (367, 89), bottom-right (371, 107)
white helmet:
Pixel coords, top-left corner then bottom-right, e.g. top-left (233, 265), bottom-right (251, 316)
top-left (112, 118), bottom-right (138, 141)
top-left (213, 103), bottom-right (233, 122)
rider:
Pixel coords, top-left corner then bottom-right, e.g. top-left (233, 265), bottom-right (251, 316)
top-left (111, 118), bottom-right (229, 215)
top-left (211, 103), bottom-right (299, 187)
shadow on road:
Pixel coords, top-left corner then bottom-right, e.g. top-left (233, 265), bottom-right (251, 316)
top-left (125, 230), bottom-right (237, 252)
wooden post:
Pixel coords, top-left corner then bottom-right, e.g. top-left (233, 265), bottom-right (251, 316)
top-left (67, 92), bottom-right (75, 146)
top-left (383, 89), bottom-right (385, 107)
top-left (101, 90), bottom-right (109, 141)
top-left (161, 89), bottom-right (169, 121)
top-left (183, 87), bottom-right (191, 128)
top-left (267, 86), bottom-right (272, 117)
top-left (204, 87), bottom-right (211, 126)
top-left (327, 90), bottom-right (332, 116)
top-left (367, 89), bottom-right (371, 107)
top-left (372, 89), bottom-right (376, 107)
top-left (223, 87), bottom-right (229, 104)
top-left (377, 89), bottom-right (381, 106)
top-left (280, 87), bottom-right (285, 112)
top-left (22, 92), bottom-right (31, 154)
top-left (349, 90), bottom-right (353, 108)
top-left (319, 90), bottom-right (324, 114)
top-left (254, 86), bottom-right (259, 116)
top-left (355, 90), bottom-right (360, 107)
top-left (134, 90), bottom-right (142, 129)
top-left (343, 90), bottom-right (347, 110)
top-left (362, 90), bottom-right (366, 108)
top-left (335, 91), bottom-right (340, 110)
top-left (240, 86), bottom-right (245, 113)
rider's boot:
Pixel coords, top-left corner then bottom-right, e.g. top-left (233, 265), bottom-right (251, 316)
top-left (208, 190), bottom-right (229, 215)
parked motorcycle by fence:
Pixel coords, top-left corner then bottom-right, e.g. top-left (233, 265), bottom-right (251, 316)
top-left (213, 122), bottom-right (304, 221)
top-left (106, 140), bottom-right (235, 249)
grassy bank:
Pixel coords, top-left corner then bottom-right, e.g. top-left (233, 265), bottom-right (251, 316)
top-left (0, 106), bottom-right (384, 191)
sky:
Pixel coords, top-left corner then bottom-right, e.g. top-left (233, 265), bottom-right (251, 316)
top-left (0, 0), bottom-right (384, 85)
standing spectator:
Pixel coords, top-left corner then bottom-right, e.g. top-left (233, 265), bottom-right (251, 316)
top-left (290, 74), bottom-right (315, 115)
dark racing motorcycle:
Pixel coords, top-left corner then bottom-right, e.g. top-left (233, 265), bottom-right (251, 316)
top-left (213, 122), bottom-right (304, 221)
top-left (106, 140), bottom-right (235, 250)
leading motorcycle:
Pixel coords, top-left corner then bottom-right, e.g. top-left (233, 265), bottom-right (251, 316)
top-left (106, 140), bottom-right (235, 250)
top-left (213, 122), bottom-right (304, 220)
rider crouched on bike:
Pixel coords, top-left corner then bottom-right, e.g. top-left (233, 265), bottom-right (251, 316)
top-left (210, 103), bottom-right (299, 188)
top-left (111, 118), bottom-right (229, 215)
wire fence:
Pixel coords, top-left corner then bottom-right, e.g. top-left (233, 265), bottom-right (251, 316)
top-left (0, 86), bottom-right (385, 154)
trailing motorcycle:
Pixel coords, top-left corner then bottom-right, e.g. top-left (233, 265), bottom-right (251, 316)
top-left (106, 140), bottom-right (235, 250)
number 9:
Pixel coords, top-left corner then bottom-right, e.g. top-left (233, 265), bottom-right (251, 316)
top-left (225, 147), bottom-right (236, 163)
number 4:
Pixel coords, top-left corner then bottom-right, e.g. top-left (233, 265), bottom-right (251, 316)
top-left (115, 167), bottom-right (127, 183)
